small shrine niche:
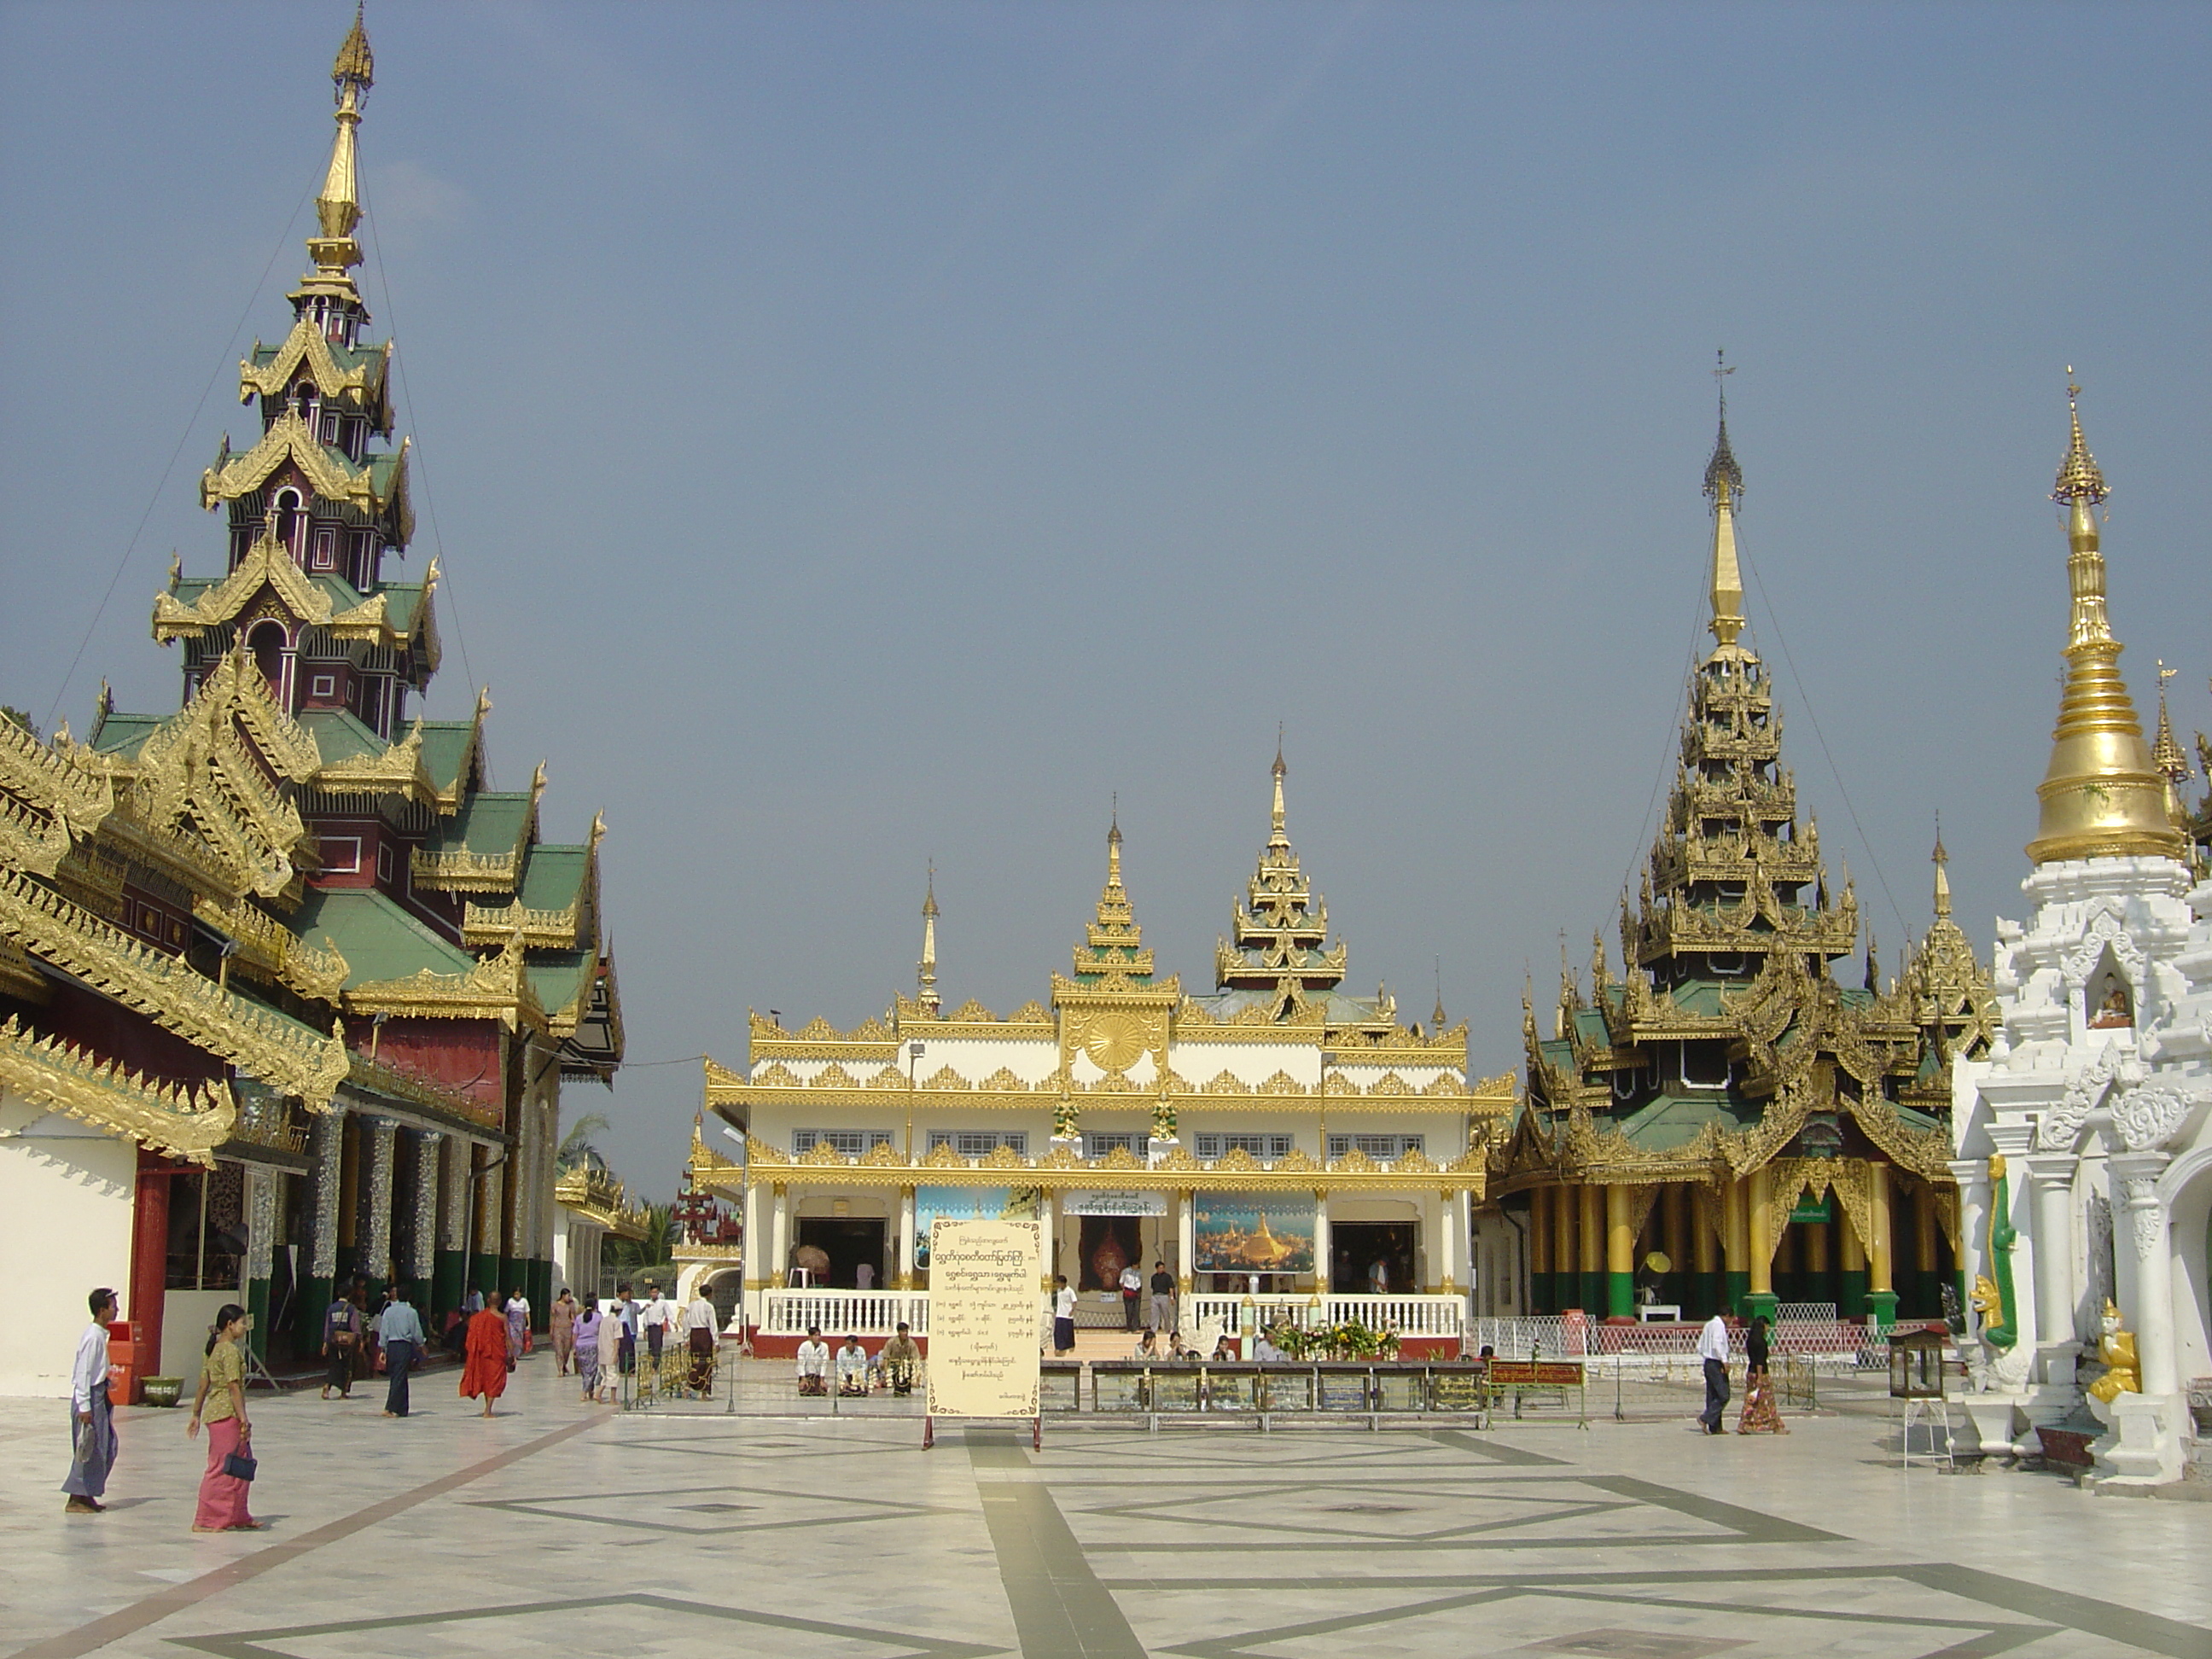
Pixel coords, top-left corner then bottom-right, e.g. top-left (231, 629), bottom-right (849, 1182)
top-left (2085, 965), bottom-right (2133, 1030)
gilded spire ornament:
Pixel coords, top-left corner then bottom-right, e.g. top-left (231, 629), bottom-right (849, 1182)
top-left (1214, 744), bottom-right (1348, 1003)
top-left (2151, 662), bottom-right (2192, 825)
top-left (2024, 375), bottom-right (2186, 865)
top-left (1703, 351), bottom-right (1747, 648)
top-left (917, 863), bottom-right (940, 1015)
top-left (300, 7), bottom-right (374, 303)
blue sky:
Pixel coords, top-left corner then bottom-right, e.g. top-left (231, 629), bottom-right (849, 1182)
top-left (3, 3), bottom-right (2207, 1194)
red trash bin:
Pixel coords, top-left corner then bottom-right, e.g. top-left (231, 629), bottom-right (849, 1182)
top-left (106, 1319), bottom-right (140, 1406)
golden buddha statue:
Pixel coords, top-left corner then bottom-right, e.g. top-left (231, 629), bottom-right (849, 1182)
top-left (2087, 1298), bottom-right (2140, 1403)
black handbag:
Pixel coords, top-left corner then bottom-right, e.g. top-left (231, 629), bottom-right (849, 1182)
top-left (223, 1445), bottom-right (258, 1482)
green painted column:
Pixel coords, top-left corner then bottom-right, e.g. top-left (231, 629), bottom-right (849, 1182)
top-left (529, 1258), bottom-right (552, 1330)
top-left (295, 1275), bottom-right (332, 1361)
top-left (1578, 1185), bottom-right (1604, 1313)
top-left (1866, 1289), bottom-right (1899, 1330)
top-left (433, 1250), bottom-right (464, 1320)
top-left (1605, 1185), bottom-right (1635, 1319)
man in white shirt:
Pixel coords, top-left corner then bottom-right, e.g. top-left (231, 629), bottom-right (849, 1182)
top-left (1697, 1310), bottom-right (1732, 1435)
top-left (63, 1288), bottom-right (119, 1514)
top-left (1052, 1275), bottom-right (1078, 1355)
top-left (641, 1284), bottom-right (672, 1365)
top-left (1119, 1262), bottom-right (1143, 1330)
top-left (795, 1324), bottom-right (830, 1395)
top-left (835, 1335), bottom-right (870, 1395)
top-left (680, 1290), bottom-right (719, 1396)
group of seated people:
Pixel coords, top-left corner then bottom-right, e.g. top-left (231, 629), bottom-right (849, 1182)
top-left (1127, 1328), bottom-right (1287, 1363)
top-left (794, 1321), bottom-right (922, 1396)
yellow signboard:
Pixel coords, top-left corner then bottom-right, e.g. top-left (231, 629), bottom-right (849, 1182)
top-left (925, 1218), bottom-right (1043, 1420)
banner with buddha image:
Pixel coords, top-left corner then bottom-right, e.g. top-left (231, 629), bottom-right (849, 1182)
top-left (1193, 1194), bottom-right (1317, 1276)
top-left (913, 1186), bottom-right (1039, 1270)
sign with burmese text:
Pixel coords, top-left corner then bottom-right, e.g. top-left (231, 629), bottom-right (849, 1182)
top-left (925, 1218), bottom-right (1042, 1420)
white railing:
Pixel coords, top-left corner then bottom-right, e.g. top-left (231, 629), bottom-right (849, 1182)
top-left (760, 1289), bottom-right (930, 1337)
top-left (1190, 1294), bottom-right (1466, 1338)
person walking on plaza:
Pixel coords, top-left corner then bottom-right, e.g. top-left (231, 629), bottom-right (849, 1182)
top-left (1697, 1309), bottom-right (1732, 1435)
top-left (1119, 1261), bottom-right (1143, 1331)
top-left (796, 1325), bottom-right (830, 1396)
top-left (461, 1291), bottom-right (511, 1417)
top-left (378, 1287), bottom-right (424, 1418)
top-left (63, 1288), bottom-right (119, 1515)
top-left (321, 1282), bottom-right (363, 1400)
top-left (641, 1284), bottom-right (672, 1366)
top-left (574, 1298), bottom-right (603, 1401)
top-left (613, 1283), bottom-right (638, 1375)
top-left (1738, 1314), bottom-right (1787, 1435)
top-left (681, 1288), bottom-right (719, 1395)
top-left (550, 1289), bottom-right (577, 1376)
top-left (188, 1306), bottom-right (259, 1533)
top-left (1149, 1260), bottom-right (1174, 1336)
top-left (593, 1297), bottom-right (620, 1400)
top-left (504, 1287), bottom-right (531, 1362)
top-left (1051, 1275), bottom-right (1077, 1356)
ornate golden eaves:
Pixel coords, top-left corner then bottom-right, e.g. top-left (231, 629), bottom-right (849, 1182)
top-left (199, 415), bottom-right (410, 538)
top-left (236, 321), bottom-right (391, 424)
top-left (0, 1015), bottom-right (235, 1166)
top-left (154, 527), bottom-right (413, 652)
top-left (347, 928), bottom-right (545, 1034)
top-left (0, 869), bottom-right (347, 1108)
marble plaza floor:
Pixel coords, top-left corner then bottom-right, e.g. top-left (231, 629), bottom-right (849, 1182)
top-left (3, 1353), bottom-right (2209, 1659)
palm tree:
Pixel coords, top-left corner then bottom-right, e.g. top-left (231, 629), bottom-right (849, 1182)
top-left (607, 1202), bottom-right (675, 1281)
top-left (556, 1110), bottom-right (611, 1172)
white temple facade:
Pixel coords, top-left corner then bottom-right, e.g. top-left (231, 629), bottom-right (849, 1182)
top-left (1950, 386), bottom-right (2209, 1487)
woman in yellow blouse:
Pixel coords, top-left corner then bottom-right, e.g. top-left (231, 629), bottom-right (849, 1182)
top-left (188, 1305), bottom-right (259, 1532)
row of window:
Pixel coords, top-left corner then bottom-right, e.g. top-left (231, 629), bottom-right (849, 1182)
top-left (786, 1127), bottom-right (1423, 1162)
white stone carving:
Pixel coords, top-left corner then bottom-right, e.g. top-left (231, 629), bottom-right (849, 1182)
top-left (2036, 1044), bottom-right (2121, 1150)
top-left (2118, 1178), bottom-right (2163, 1260)
top-left (2110, 1084), bottom-right (2197, 1152)
top-left (2061, 907), bottom-right (2147, 993)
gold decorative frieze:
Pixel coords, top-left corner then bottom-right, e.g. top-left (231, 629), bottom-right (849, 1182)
top-left (346, 928), bottom-right (544, 1034)
top-left (236, 320), bottom-right (391, 416)
top-left (0, 870), bottom-right (347, 1108)
top-left (460, 895), bottom-right (579, 949)
top-left (0, 1015), bottom-right (235, 1166)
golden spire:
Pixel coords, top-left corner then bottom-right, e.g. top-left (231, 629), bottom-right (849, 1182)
top-left (1070, 803), bottom-right (1157, 983)
top-left (2026, 375), bottom-right (2186, 865)
top-left (1931, 822), bottom-right (1952, 919)
top-left (2151, 661), bottom-right (2192, 824)
top-left (1271, 727), bottom-right (1289, 848)
top-left (1703, 351), bottom-right (1746, 648)
top-left (302, 7), bottom-right (374, 300)
top-left (917, 864), bottom-right (940, 1015)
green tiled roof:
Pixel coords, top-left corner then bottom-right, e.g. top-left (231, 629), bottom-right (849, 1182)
top-left (88, 713), bottom-right (163, 760)
top-left (528, 950), bottom-right (597, 1018)
top-left (1606, 1091), bottom-right (1758, 1150)
top-left (420, 793), bottom-right (530, 864)
top-left (417, 721), bottom-right (475, 793)
top-left (299, 708), bottom-right (386, 764)
top-left (1570, 1007), bottom-right (1611, 1045)
top-left (518, 844), bottom-right (589, 911)
top-left (290, 887), bottom-right (474, 987)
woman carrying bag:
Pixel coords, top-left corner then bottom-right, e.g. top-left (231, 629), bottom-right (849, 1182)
top-left (188, 1306), bottom-right (260, 1532)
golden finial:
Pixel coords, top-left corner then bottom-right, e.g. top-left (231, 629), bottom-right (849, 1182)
top-left (1432, 956), bottom-right (1446, 1032)
top-left (1703, 351), bottom-right (1746, 648)
top-left (303, 7), bottom-right (372, 296)
top-left (917, 862), bottom-right (940, 1013)
top-left (2052, 370), bottom-right (2108, 506)
top-left (1269, 735), bottom-right (1289, 847)
top-left (2151, 661), bottom-right (2190, 781)
top-left (2027, 375), bottom-right (2184, 865)
top-left (1106, 798), bottom-right (1123, 888)
top-left (1931, 817), bottom-right (1952, 918)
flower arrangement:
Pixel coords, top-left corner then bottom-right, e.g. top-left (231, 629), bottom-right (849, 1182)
top-left (1263, 1320), bottom-right (1400, 1362)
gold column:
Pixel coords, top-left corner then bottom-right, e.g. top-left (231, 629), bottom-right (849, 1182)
top-left (1839, 1218), bottom-right (1864, 1274)
top-left (1662, 1185), bottom-right (1687, 1275)
top-left (1694, 1185), bottom-right (1720, 1277)
top-left (1914, 1183), bottom-right (1938, 1274)
top-left (1747, 1167), bottom-right (1775, 1298)
top-left (1554, 1182), bottom-right (1577, 1285)
top-left (1867, 1163), bottom-right (1895, 1294)
top-left (1802, 1220), bottom-right (1828, 1274)
top-left (1605, 1185), bottom-right (1634, 1317)
top-left (1578, 1184), bottom-right (1603, 1307)
top-left (1529, 1186), bottom-right (1551, 1276)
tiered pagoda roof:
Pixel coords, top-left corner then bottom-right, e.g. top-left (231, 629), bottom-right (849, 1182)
top-left (1510, 405), bottom-right (1985, 1190)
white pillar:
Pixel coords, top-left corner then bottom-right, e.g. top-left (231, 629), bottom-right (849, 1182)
top-left (360, 1115), bottom-right (398, 1287)
top-left (770, 1185), bottom-right (789, 1287)
top-left (897, 1186), bottom-right (916, 1290)
top-left (1948, 1159), bottom-right (1988, 1332)
top-left (1313, 1193), bottom-right (1331, 1296)
top-left (410, 1130), bottom-right (442, 1286)
top-left (1039, 1190), bottom-right (1058, 1289)
top-left (1176, 1190), bottom-right (1196, 1293)
top-left (2024, 1152), bottom-right (2079, 1379)
top-left (2112, 1154), bottom-right (2179, 1396)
